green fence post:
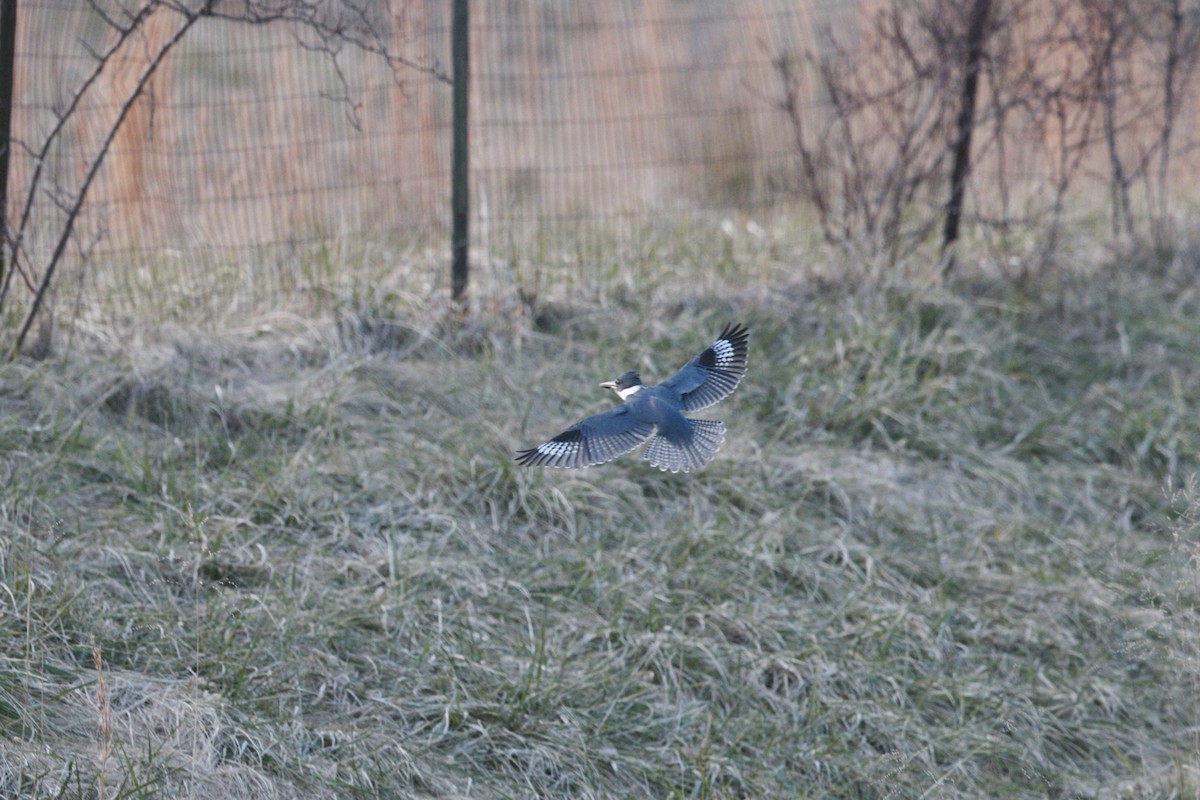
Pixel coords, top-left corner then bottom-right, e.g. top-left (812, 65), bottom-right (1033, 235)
top-left (451, 0), bottom-right (469, 309)
top-left (0, 0), bottom-right (18, 289)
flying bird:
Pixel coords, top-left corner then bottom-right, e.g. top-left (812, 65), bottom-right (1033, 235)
top-left (516, 323), bottom-right (749, 473)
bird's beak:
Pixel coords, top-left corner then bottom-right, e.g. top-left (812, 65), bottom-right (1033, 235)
top-left (599, 379), bottom-right (616, 390)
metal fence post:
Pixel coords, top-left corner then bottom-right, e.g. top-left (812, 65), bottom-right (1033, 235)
top-left (0, 0), bottom-right (18, 290)
top-left (941, 0), bottom-right (992, 273)
top-left (451, 0), bottom-right (469, 309)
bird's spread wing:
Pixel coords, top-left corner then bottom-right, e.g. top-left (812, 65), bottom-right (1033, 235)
top-left (659, 323), bottom-right (749, 412)
top-left (516, 405), bottom-right (656, 468)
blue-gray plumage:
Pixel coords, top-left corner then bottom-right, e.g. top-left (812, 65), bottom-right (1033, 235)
top-left (516, 323), bottom-right (749, 472)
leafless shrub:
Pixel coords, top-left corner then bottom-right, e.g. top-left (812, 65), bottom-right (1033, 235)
top-left (0, 0), bottom-right (435, 358)
top-left (777, 0), bottom-right (975, 261)
top-left (983, 0), bottom-right (1200, 258)
top-left (1143, 0), bottom-right (1200, 246)
top-left (1070, 0), bottom-right (1200, 243)
top-left (777, 0), bottom-right (1200, 270)
top-left (981, 0), bottom-right (1101, 265)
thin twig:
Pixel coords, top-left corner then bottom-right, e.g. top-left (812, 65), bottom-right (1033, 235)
top-left (9, 3), bottom-right (208, 358)
top-left (0, 0), bottom-right (156, 316)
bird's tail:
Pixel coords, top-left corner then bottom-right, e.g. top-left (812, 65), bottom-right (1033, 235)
top-left (643, 419), bottom-right (726, 473)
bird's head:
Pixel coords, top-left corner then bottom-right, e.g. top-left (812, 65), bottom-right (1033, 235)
top-left (599, 370), bottom-right (643, 400)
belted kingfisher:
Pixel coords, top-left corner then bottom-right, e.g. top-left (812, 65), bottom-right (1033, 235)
top-left (516, 323), bottom-right (749, 473)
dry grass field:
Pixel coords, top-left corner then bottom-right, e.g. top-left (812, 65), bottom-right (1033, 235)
top-left (4, 4), bottom-right (1200, 796)
top-left (1, 226), bottom-right (1199, 798)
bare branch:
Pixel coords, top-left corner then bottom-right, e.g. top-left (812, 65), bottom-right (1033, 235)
top-left (0, 1), bottom-right (158, 315)
top-left (9, 3), bottom-right (207, 358)
top-left (202, 0), bottom-right (451, 84)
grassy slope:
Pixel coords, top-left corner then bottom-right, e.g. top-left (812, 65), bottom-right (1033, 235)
top-left (1, 248), bottom-right (1199, 798)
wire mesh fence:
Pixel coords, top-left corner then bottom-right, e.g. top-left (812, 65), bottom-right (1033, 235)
top-left (7, 0), bottom-right (1200, 329)
top-left (11, 1), bottom-right (831, 301)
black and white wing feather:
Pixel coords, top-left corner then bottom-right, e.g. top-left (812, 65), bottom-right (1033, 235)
top-left (660, 323), bottom-right (749, 412)
top-left (515, 405), bottom-right (656, 468)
